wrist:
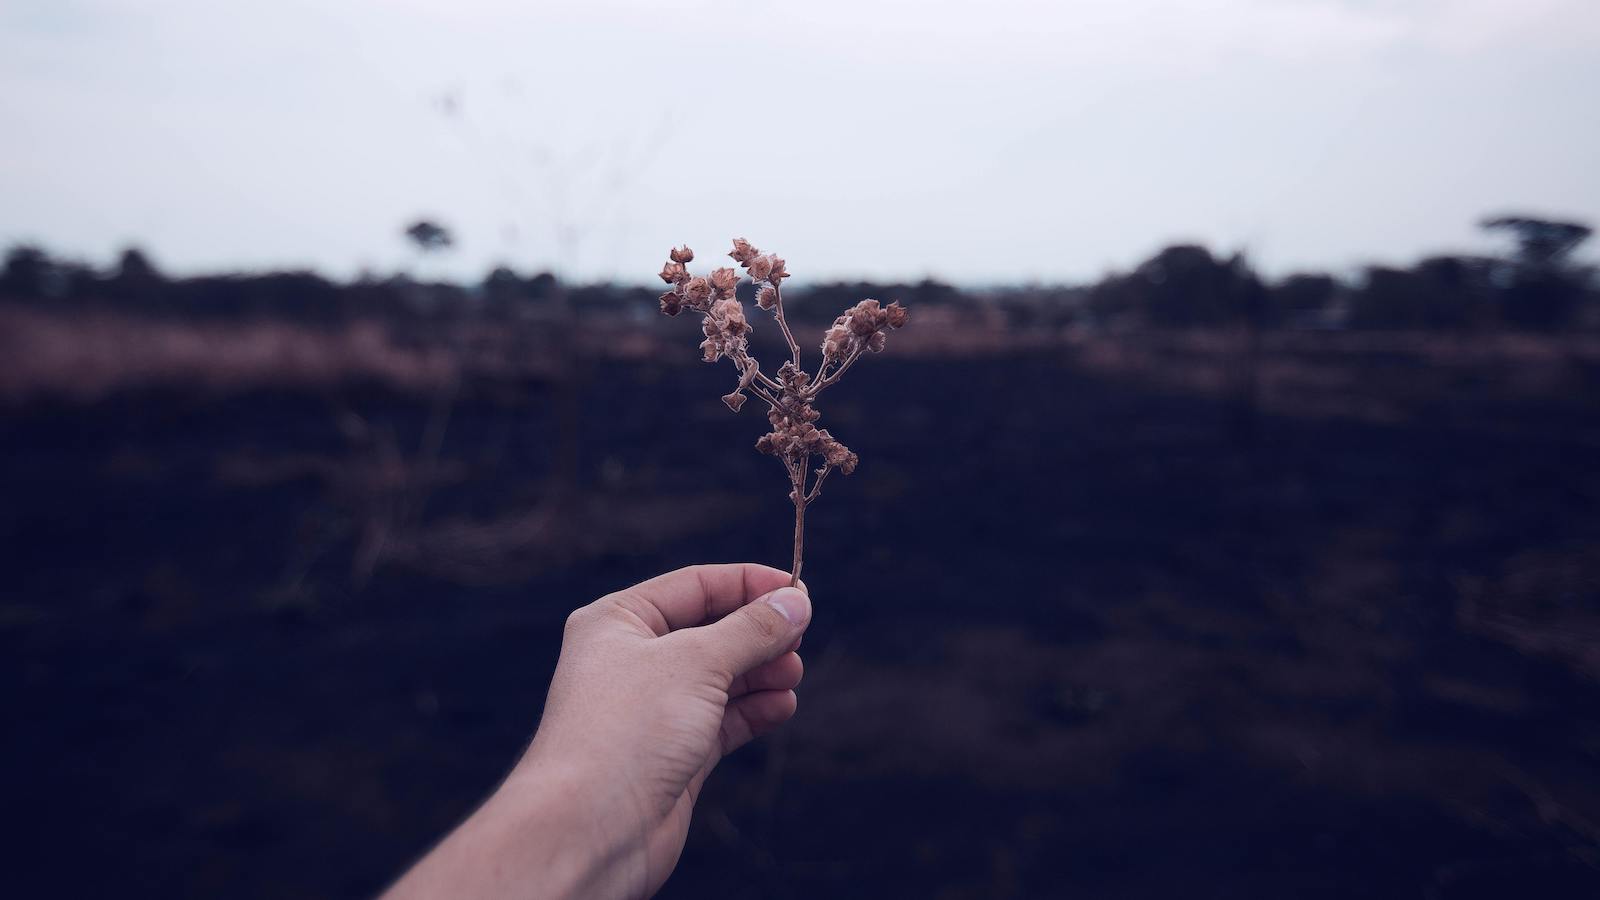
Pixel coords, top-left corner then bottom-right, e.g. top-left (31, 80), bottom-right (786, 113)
top-left (387, 755), bottom-right (635, 900)
top-left (492, 753), bottom-right (640, 899)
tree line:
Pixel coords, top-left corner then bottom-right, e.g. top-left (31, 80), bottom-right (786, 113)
top-left (3, 215), bottom-right (1593, 332)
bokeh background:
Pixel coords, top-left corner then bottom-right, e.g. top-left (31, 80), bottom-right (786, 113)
top-left (4, 2), bottom-right (1600, 897)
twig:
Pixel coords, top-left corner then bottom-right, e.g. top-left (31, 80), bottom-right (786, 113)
top-left (655, 239), bottom-right (909, 584)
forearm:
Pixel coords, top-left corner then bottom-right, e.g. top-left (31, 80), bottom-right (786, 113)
top-left (383, 759), bottom-right (634, 900)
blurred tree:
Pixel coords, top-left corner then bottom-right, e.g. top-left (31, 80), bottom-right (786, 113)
top-left (1480, 214), bottom-right (1594, 330)
top-left (1090, 245), bottom-right (1265, 328)
top-left (404, 220), bottom-right (455, 253)
top-left (1, 245), bottom-right (50, 297)
top-left (0, 245), bottom-right (94, 302)
top-left (115, 247), bottom-right (162, 282)
top-left (483, 265), bottom-right (521, 303)
top-left (909, 278), bottom-right (960, 308)
top-left (1346, 256), bottom-right (1509, 331)
top-left (108, 246), bottom-right (165, 307)
top-left (481, 266), bottom-right (561, 320)
top-left (1481, 215), bottom-right (1592, 267)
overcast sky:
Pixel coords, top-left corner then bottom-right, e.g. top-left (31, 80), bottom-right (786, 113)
top-left (3, 0), bottom-right (1598, 284)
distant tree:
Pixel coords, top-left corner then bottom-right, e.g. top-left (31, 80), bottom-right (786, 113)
top-left (2, 245), bottom-right (48, 297)
top-left (525, 272), bottom-right (557, 301)
top-left (483, 265), bottom-right (521, 299)
top-left (1481, 214), bottom-right (1594, 330)
top-left (404, 220), bottom-right (455, 253)
top-left (1090, 245), bottom-right (1265, 328)
top-left (107, 246), bottom-right (165, 306)
top-left (1345, 257), bottom-right (1497, 330)
top-left (1481, 215), bottom-right (1591, 267)
top-left (115, 247), bottom-right (162, 282)
top-left (0, 245), bottom-right (91, 301)
top-left (909, 278), bottom-right (960, 308)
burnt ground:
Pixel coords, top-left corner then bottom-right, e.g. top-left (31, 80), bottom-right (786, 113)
top-left (3, 333), bottom-right (1600, 898)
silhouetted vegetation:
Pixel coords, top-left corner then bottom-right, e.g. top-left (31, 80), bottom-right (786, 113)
top-left (5, 214), bottom-right (1592, 333)
top-left (402, 220), bottom-right (455, 253)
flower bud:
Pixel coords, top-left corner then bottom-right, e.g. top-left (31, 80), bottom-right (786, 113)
top-left (709, 267), bottom-right (739, 292)
top-left (670, 245), bottom-right (694, 264)
top-left (868, 330), bottom-right (887, 352)
top-left (837, 450), bottom-right (859, 475)
top-left (821, 322), bottom-right (852, 360)
top-left (684, 276), bottom-right (712, 303)
top-left (757, 285), bottom-right (777, 310)
top-left (659, 290), bottom-right (683, 316)
top-left (659, 261), bottom-right (688, 284)
top-left (729, 238), bottom-right (759, 264)
top-left (722, 391), bottom-right (747, 412)
top-left (746, 254), bottom-right (773, 282)
top-left (768, 257), bottom-right (789, 282)
top-left (885, 300), bottom-right (910, 329)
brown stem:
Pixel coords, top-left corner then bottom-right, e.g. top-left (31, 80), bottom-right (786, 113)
top-left (772, 282), bottom-right (802, 368)
top-left (809, 346), bottom-right (864, 397)
top-left (790, 490), bottom-right (805, 588)
top-left (751, 382), bottom-right (781, 409)
top-left (805, 464), bottom-right (832, 503)
top-left (785, 459), bottom-right (809, 586)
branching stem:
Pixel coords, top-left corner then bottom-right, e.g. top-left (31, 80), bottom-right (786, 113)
top-left (772, 282), bottom-right (802, 368)
top-left (657, 241), bottom-right (906, 589)
top-left (809, 346), bottom-right (864, 397)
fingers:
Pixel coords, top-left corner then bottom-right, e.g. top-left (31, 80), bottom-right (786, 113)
top-left (729, 652), bottom-right (804, 698)
top-left (604, 563), bottom-right (801, 636)
top-left (686, 586), bottom-right (811, 678)
top-left (688, 666), bottom-right (804, 805)
top-left (717, 689), bottom-right (799, 756)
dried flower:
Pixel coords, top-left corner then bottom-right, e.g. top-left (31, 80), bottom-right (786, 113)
top-left (729, 237), bottom-right (759, 264)
top-left (659, 261), bottom-right (689, 284)
top-left (709, 267), bottom-right (740, 294)
top-left (819, 297), bottom-right (909, 363)
top-left (885, 301), bottom-right (909, 328)
top-left (654, 239), bottom-right (908, 586)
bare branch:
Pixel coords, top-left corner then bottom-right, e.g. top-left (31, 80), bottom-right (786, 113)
top-left (771, 282), bottom-right (802, 368)
top-left (805, 465), bottom-right (832, 503)
top-left (653, 240), bottom-right (907, 585)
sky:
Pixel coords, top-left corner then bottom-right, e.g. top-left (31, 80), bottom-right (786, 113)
top-left (2, 0), bottom-right (1598, 285)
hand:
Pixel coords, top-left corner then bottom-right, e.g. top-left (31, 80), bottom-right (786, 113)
top-left (383, 564), bottom-right (811, 900)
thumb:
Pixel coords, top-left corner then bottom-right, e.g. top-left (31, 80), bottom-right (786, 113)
top-left (695, 586), bottom-right (811, 677)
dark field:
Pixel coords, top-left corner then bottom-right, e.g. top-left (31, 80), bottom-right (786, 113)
top-left (4, 321), bottom-right (1600, 898)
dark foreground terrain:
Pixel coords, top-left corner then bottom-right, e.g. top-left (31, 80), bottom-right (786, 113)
top-left (3, 323), bottom-right (1600, 898)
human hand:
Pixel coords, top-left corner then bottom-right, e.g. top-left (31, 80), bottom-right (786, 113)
top-left (383, 564), bottom-right (811, 900)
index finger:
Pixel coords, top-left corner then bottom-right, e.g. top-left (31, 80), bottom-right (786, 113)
top-left (609, 563), bottom-right (801, 635)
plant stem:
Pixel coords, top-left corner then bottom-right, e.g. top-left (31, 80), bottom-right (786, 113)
top-left (772, 283), bottom-right (802, 368)
top-left (809, 346), bottom-right (864, 396)
top-left (791, 491), bottom-right (805, 588)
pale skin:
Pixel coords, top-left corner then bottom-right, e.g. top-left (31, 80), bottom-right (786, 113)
top-left (383, 564), bottom-right (812, 900)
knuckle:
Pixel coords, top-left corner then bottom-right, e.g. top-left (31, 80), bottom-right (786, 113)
top-left (563, 601), bottom-right (601, 636)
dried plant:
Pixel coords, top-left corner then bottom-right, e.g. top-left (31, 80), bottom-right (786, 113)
top-left (657, 239), bottom-right (908, 586)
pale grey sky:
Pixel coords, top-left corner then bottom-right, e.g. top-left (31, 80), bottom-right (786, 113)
top-left (3, 0), bottom-right (1598, 284)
